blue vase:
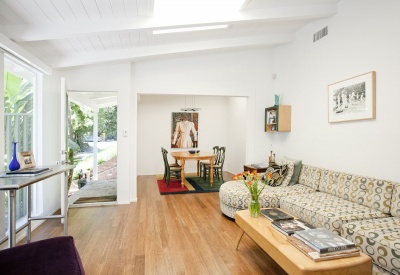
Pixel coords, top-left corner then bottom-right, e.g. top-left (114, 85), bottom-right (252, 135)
top-left (8, 142), bottom-right (20, 171)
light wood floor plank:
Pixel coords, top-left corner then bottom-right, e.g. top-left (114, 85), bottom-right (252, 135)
top-left (19, 173), bottom-right (287, 275)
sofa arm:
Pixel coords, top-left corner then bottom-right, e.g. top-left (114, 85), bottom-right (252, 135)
top-left (0, 236), bottom-right (85, 275)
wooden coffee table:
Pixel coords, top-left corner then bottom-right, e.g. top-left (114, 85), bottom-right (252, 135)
top-left (235, 209), bottom-right (372, 275)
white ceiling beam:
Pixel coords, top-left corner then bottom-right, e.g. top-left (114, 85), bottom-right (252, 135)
top-left (1, 4), bottom-right (337, 42)
top-left (0, 32), bottom-right (52, 74)
top-left (45, 32), bottom-right (295, 68)
top-left (67, 92), bottom-right (99, 112)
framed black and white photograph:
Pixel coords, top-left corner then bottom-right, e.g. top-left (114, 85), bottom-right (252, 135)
top-left (328, 71), bottom-right (376, 123)
top-left (18, 151), bottom-right (36, 169)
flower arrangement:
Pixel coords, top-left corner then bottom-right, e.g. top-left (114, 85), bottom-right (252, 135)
top-left (233, 170), bottom-right (272, 217)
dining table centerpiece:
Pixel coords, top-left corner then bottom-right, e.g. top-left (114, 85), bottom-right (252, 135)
top-left (233, 170), bottom-right (271, 217)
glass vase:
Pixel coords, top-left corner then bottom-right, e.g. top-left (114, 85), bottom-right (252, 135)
top-left (9, 142), bottom-right (20, 171)
top-left (249, 196), bottom-right (261, 218)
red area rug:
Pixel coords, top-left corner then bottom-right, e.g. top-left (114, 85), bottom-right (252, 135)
top-left (156, 174), bottom-right (224, 195)
top-left (157, 179), bottom-right (190, 194)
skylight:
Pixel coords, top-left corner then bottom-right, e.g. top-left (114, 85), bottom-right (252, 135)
top-left (153, 25), bottom-right (229, 35)
top-left (154, 0), bottom-right (246, 17)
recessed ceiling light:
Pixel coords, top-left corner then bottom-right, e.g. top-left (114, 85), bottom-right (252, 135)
top-left (153, 25), bottom-right (229, 35)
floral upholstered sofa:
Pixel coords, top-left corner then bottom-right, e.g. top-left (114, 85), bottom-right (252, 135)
top-left (219, 162), bottom-right (400, 274)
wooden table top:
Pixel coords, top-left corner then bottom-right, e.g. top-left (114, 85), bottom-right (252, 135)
top-left (235, 209), bottom-right (372, 275)
top-left (171, 151), bottom-right (216, 160)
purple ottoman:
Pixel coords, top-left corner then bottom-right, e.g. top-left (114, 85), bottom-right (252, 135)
top-left (0, 236), bottom-right (85, 275)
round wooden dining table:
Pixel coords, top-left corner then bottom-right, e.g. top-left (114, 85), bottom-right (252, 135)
top-left (170, 151), bottom-right (216, 187)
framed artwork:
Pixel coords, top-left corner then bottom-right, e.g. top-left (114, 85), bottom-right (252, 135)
top-left (328, 71), bottom-right (376, 123)
top-left (18, 151), bottom-right (36, 169)
top-left (171, 112), bottom-right (199, 148)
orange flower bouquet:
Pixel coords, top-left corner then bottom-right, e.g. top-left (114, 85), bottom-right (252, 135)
top-left (233, 170), bottom-right (272, 217)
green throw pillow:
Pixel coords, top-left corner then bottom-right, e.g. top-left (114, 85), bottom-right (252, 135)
top-left (282, 156), bottom-right (302, 186)
top-left (265, 164), bottom-right (288, 187)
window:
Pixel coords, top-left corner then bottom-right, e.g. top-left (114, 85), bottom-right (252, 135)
top-left (2, 56), bottom-right (40, 236)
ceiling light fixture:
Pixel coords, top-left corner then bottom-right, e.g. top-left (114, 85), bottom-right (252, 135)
top-left (153, 25), bottom-right (229, 35)
top-left (180, 96), bottom-right (201, 112)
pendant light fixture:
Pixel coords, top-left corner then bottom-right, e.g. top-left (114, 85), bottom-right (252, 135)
top-left (180, 96), bottom-right (201, 112)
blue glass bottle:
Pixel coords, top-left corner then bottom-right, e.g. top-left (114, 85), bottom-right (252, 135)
top-left (8, 142), bottom-right (20, 171)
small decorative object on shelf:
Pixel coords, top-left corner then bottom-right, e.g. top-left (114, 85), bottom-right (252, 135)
top-left (8, 141), bottom-right (20, 171)
top-left (268, 150), bottom-right (276, 166)
top-left (275, 94), bottom-right (280, 105)
top-left (233, 170), bottom-right (271, 218)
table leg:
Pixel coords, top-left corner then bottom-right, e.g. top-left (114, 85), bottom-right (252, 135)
top-left (63, 170), bottom-right (68, 236)
top-left (210, 156), bottom-right (214, 187)
top-left (180, 159), bottom-right (185, 188)
top-left (197, 160), bottom-right (200, 176)
top-left (235, 229), bottom-right (245, 250)
top-left (27, 186), bottom-right (32, 243)
top-left (8, 190), bottom-right (16, 248)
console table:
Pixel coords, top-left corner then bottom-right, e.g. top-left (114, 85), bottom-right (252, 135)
top-left (0, 165), bottom-right (74, 248)
top-left (243, 164), bottom-right (268, 173)
top-left (235, 209), bottom-right (372, 275)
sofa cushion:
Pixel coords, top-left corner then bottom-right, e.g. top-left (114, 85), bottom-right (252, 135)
top-left (390, 183), bottom-right (400, 218)
top-left (219, 181), bottom-right (316, 219)
top-left (297, 164), bottom-right (321, 190)
top-left (282, 156), bottom-right (302, 186)
top-left (318, 168), bottom-right (341, 194)
top-left (318, 170), bottom-right (394, 215)
top-left (266, 164), bottom-right (288, 187)
top-left (280, 192), bottom-right (389, 235)
top-left (279, 158), bottom-right (296, 186)
top-left (341, 217), bottom-right (400, 274)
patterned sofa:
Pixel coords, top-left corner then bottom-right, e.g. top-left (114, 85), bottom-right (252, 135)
top-left (219, 163), bottom-right (400, 275)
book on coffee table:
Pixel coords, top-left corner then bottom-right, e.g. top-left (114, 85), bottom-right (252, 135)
top-left (287, 236), bottom-right (360, 262)
top-left (294, 228), bottom-right (355, 253)
top-left (260, 208), bottom-right (294, 222)
top-left (272, 219), bottom-right (315, 236)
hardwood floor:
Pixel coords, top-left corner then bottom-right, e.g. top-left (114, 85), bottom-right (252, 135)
top-left (21, 173), bottom-right (287, 275)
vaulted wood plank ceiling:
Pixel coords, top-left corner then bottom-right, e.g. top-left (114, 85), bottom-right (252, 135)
top-left (0, 0), bottom-right (340, 68)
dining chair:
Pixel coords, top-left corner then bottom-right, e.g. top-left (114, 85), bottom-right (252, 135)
top-left (161, 147), bottom-right (180, 180)
top-left (199, 146), bottom-right (219, 177)
top-left (203, 146), bottom-right (225, 182)
top-left (161, 148), bottom-right (182, 186)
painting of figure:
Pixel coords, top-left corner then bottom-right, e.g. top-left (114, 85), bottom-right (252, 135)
top-left (171, 112), bottom-right (198, 148)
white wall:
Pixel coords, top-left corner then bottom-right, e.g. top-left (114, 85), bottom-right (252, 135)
top-left (273, 0), bottom-right (400, 181)
top-left (134, 49), bottom-right (276, 175)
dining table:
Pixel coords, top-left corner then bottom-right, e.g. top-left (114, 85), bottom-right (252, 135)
top-left (170, 151), bottom-right (216, 187)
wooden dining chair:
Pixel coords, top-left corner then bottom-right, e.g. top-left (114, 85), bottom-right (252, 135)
top-left (161, 147), bottom-right (181, 186)
top-left (199, 146), bottom-right (219, 178)
top-left (203, 146), bottom-right (225, 182)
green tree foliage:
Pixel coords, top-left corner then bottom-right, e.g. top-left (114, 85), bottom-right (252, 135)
top-left (98, 106), bottom-right (117, 140)
top-left (69, 102), bottom-right (92, 149)
top-left (4, 72), bottom-right (33, 114)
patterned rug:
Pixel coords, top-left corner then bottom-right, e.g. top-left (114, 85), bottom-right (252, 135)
top-left (156, 173), bottom-right (224, 195)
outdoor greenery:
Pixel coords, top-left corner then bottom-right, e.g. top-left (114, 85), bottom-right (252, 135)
top-left (98, 106), bottom-right (118, 140)
top-left (73, 142), bottom-right (117, 179)
top-left (68, 103), bottom-right (118, 179)
top-left (4, 71), bottom-right (33, 152)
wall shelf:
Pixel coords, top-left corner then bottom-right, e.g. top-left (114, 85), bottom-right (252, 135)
top-left (265, 105), bottom-right (291, 132)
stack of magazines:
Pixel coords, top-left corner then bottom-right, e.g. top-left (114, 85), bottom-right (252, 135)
top-left (288, 228), bottom-right (360, 262)
top-left (271, 219), bottom-right (315, 236)
top-left (260, 208), bottom-right (294, 222)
